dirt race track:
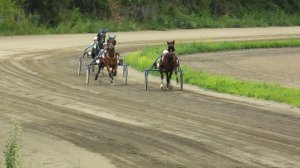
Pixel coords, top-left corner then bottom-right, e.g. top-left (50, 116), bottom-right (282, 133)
top-left (0, 27), bottom-right (300, 168)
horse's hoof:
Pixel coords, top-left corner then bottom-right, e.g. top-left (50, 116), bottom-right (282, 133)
top-left (160, 85), bottom-right (164, 90)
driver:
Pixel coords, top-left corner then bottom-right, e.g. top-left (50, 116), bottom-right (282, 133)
top-left (90, 36), bottom-right (99, 58)
top-left (153, 49), bottom-right (168, 68)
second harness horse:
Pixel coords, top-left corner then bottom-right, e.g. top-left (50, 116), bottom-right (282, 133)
top-left (85, 35), bottom-right (128, 86)
top-left (144, 40), bottom-right (183, 91)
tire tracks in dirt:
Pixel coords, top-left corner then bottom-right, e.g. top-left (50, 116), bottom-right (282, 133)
top-left (1, 29), bottom-right (300, 167)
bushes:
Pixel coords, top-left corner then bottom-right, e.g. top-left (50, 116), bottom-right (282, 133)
top-left (1, 0), bottom-right (300, 35)
top-left (0, 0), bottom-right (45, 35)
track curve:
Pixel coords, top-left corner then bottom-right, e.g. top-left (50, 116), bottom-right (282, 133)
top-left (0, 27), bottom-right (300, 168)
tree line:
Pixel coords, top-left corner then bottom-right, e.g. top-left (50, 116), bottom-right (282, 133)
top-left (9, 0), bottom-right (300, 26)
top-left (1, 0), bottom-right (300, 35)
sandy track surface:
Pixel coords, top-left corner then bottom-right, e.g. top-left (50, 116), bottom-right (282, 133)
top-left (0, 27), bottom-right (300, 168)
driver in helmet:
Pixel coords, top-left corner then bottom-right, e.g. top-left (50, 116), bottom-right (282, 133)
top-left (94, 43), bottom-right (107, 64)
top-left (153, 49), bottom-right (168, 68)
top-left (90, 36), bottom-right (99, 58)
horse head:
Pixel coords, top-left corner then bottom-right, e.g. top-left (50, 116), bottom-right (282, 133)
top-left (167, 40), bottom-right (175, 52)
top-left (107, 35), bottom-right (116, 50)
top-left (166, 40), bottom-right (176, 62)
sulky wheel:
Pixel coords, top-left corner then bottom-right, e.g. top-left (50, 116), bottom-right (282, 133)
top-left (116, 52), bottom-right (123, 65)
top-left (123, 65), bottom-right (128, 85)
top-left (144, 70), bottom-right (149, 91)
top-left (85, 65), bottom-right (90, 85)
top-left (180, 69), bottom-right (183, 91)
top-left (77, 57), bottom-right (82, 76)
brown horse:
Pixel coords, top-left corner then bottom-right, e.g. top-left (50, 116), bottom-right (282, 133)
top-left (95, 35), bottom-right (119, 85)
top-left (159, 40), bottom-right (179, 90)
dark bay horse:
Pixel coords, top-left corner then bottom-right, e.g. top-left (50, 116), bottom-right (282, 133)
top-left (95, 35), bottom-right (119, 85)
top-left (159, 40), bottom-right (179, 90)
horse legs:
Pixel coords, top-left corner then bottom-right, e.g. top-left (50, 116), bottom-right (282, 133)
top-left (92, 62), bottom-right (95, 72)
top-left (166, 71), bottom-right (170, 89)
top-left (159, 70), bottom-right (164, 90)
top-left (175, 69), bottom-right (179, 85)
top-left (113, 66), bottom-right (117, 76)
top-left (106, 65), bottom-right (114, 85)
top-left (95, 63), bottom-right (101, 80)
top-left (100, 63), bottom-right (104, 76)
top-left (167, 71), bottom-right (173, 90)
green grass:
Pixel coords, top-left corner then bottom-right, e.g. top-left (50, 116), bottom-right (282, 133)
top-left (125, 39), bottom-right (300, 108)
top-left (175, 39), bottom-right (300, 54)
top-left (184, 67), bottom-right (300, 107)
top-left (4, 118), bottom-right (22, 168)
